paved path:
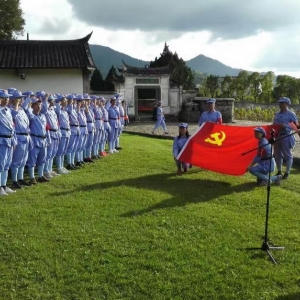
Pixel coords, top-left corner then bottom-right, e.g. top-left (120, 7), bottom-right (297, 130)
top-left (123, 120), bottom-right (300, 164)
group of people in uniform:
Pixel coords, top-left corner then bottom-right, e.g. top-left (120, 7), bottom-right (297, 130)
top-left (0, 88), bottom-right (127, 196)
top-left (173, 97), bottom-right (300, 184)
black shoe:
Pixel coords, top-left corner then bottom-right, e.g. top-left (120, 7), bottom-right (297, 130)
top-left (66, 164), bottom-right (75, 170)
top-left (75, 161), bottom-right (82, 167)
top-left (80, 161), bottom-right (86, 165)
top-left (71, 164), bottom-right (79, 169)
top-left (12, 181), bottom-right (23, 189)
top-left (275, 171), bottom-right (282, 176)
top-left (282, 173), bottom-right (289, 179)
top-left (115, 147), bottom-right (122, 150)
top-left (18, 179), bottom-right (31, 186)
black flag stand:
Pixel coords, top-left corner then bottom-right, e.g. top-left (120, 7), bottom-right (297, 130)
top-left (242, 129), bottom-right (291, 264)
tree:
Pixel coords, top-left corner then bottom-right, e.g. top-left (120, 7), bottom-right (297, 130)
top-left (0, 0), bottom-right (25, 39)
top-left (261, 71), bottom-right (275, 103)
top-left (248, 72), bottom-right (261, 102)
top-left (149, 44), bottom-right (195, 90)
top-left (206, 75), bottom-right (220, 97)
top-left (220, 75), bottom-right (232, 98)
top-left (235, 71), bottom-right (250, 101)
top-left (90, 68), bottom-right (104, 91)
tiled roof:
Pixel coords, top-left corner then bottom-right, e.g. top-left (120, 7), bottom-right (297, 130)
top-left (0, 32), bottom-right (96, 69)
top-left (118, 60), bottom-right (172, 75)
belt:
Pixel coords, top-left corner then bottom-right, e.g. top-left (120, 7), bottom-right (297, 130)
top-left (88, 131), bottom-right (94, 133)
top-left (104, 120), bottom-right (108, 122)
top-left (80, 125), bottom-right (86, 127)
top-left (48, 129), bottom-right (58, 132)
top-left (109, 118), bottom-right (117, 120)
top-left (87, 121), bottom-right (93, 123)
top-left (70, 124), bottom-right (78, 127)
top-left (0, 134), bottom-right (12, 138)
top-left (16, 132), bottom-right (29, 136)
top-left (31, 134), bottom-right (46, 139)
top-left (95, 118), bottom-right (101, 120)
top-left (60, 127), bottom-right (70, 131)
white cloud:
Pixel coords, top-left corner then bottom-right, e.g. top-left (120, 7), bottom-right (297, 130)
top-left (19, 0), bottom-right (300, 78)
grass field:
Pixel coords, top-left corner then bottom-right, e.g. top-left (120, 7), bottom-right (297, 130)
top-left (0, 133), bottom-right (300, 299)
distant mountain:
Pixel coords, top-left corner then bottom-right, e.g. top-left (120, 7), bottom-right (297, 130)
top-left (89, 44), bottom-right (244, 78)
top-left (186, 54), bottom-right (244, 77)
top-left (89, 44), bottom-right (149, 78)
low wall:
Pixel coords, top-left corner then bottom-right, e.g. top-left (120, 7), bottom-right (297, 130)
top-left (179, 97), bottom-right (235, 123)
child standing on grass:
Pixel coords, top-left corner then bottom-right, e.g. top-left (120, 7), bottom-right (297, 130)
top-left (247, 127), bottom-right (282, 186)
top-left (173, 123), bottom-right (190, 175)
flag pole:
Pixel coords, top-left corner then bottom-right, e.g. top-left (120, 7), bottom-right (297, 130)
top-left (243, 129), bottom-right (300, 264)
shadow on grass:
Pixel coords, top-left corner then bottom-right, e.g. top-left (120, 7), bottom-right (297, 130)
top-left (275, 293), bottom-right (300, 300)
top-left (51, 171), bottom-right (257, 216)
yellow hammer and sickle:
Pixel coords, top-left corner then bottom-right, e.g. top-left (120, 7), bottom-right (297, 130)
top-left (205, 131), bottom-right (226, 146)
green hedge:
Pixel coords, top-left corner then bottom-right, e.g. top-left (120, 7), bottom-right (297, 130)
top-left (234, 107), bottom-right (300, 122)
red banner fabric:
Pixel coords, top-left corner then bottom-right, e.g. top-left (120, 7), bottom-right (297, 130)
top-left (177, 123), bottom-right (281, 176)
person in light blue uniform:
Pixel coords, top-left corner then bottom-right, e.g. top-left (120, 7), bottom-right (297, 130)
top-left (75, 95), bottom-right (88, 166)
top-left (198, 98), bottom-right (222, 126)
top-left (173, 123), bottom-right (190, 175)
top-left (0, 90), bottom-right (17, 195)
top-left (273, 97), bottom-right (300, 179)
top-left (41, 93), bottom-right (62, 179)
top-left (22, 96), bottom-right (51, 184)
top-left (247, 127), bottom-right (282, 186)
top-left (99, 96), bottom-right (110, 156)
top-left (83, 93), bottom-right (95, 163)
top-left (10, 91), bottom-right (32, 189)
top-left (65, 94), bottom-right (80, 170)
top-left (114, 94), bottom-right (123, 150)
top-left (107, 96), bottom-right (120, 153)
top-left (91, 95), bottom-right (104, 158)
top-left (151, 101), bottom-right (168, 134)
top-left (55, 94), bottom-right (71, 174)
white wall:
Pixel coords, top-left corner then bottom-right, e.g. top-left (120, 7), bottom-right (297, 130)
top-left (0, 69), bottom-right (84, 94)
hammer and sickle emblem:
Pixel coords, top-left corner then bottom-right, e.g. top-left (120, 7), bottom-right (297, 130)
top-left (205, 131), bottom-right (226, 146)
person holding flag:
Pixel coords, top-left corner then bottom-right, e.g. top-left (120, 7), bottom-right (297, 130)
top-left (198, 98), bottom-right (222, 126)
top-left (173, 123), bottom-right (190, 175)
top-left (273, 97), bottom-right (299, 179)
top-left (246, 127), bottom-right (282, 186)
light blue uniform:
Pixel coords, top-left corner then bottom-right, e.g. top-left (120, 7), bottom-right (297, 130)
top-left (84, 105), bottom-right (95, 159)
top-left (41, 99), bottom-right (61, 174)
top-left (152, 106), bottom-right (168, 133)
top-left (198, 110), bottom-right (222, 126)
top-left (100, 102), bottom-right (110, 153)
top-left (10, 105), bottom-right (31, 182)
top-left (66, 101), bottom-right (80, 166)
top-left (249, 137), bottom-right (278, 182)
top-left (55, 100), bottom-right (71, 170)
top-left (0, 105), bottom-right (16, 187)
top-left (24, 101), bottom-right (50, 179)
top-left (92, 100), bottom-right (104, 156)
top-left (76, 104), bottom-right (88, 162)
top-left (108, 104), bottom-right (120, 151)
top-left (173, 135), bottom-right (189, 171)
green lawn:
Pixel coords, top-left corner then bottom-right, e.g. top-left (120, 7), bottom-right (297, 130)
top-left (0, 133), bottom-right (300, 299)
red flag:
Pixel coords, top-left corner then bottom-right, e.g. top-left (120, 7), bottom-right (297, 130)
top-left (177, 123), bottom-right (281, 176)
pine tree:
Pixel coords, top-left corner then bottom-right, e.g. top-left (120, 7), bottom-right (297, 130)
top-left (149, 43), bottom-right (195, 90)
top-left (90, 68), bottom-right (104, 91)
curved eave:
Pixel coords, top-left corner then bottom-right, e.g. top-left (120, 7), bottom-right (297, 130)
top-left (3, 32), bottom-right (93, 45)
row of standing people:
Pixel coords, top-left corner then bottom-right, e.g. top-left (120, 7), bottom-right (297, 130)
top-left (173, 97), bottom-right (300, 183)
top-left (0, 88), bottom-right (128, 196)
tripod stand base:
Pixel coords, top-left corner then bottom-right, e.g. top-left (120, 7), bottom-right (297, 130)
top-left (261, 242), bottom-right (284, 264)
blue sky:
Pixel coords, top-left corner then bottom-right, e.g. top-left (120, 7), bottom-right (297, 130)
top-left (20, 0), bottom-right (300, 77)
